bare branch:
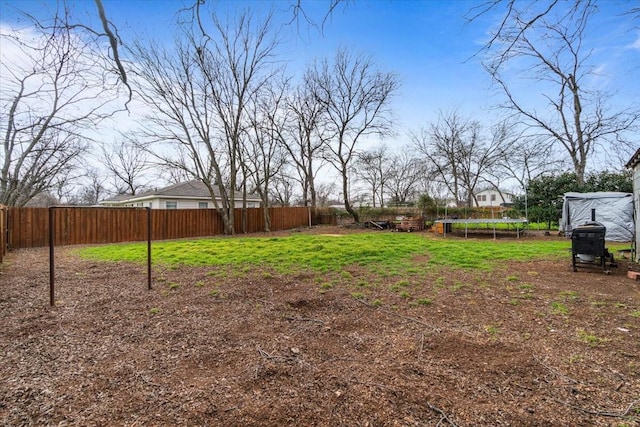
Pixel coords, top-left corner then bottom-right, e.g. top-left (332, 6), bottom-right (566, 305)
top-left (93, 0), bottom-right (132, 108)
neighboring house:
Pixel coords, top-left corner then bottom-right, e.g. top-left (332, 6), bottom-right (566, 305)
top-left (474, 189), bottom-right (514, 207)
top-left (99, 180), bottom-right (262, 209)
top-left (626, 148), bottom-right (640, 262)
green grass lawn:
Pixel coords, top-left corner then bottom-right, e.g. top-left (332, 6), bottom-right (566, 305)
top-left (78, 232), bottom-right (577, 273)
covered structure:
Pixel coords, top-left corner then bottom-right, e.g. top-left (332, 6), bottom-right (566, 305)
top-left (559, 192), bottom-right (634, 242)
top-left (626, 148), bottom-right (640, 261)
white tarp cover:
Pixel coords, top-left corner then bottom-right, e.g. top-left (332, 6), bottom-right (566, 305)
top-left (560, 192), bottom-right (634, 242)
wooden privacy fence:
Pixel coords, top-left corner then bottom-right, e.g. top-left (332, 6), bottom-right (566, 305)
top-left (6, 206), bottom-right (311, 250)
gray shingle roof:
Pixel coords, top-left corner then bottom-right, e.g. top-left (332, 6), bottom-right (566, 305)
top-left (101, 180), bottom-right (261, 203)
top-left (140, 180), bottom-right (217, 198)
top-left (101, 193), bottom-right (135, 203)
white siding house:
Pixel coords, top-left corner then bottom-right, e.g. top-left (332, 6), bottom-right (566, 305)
top-left (626, 148), bottom-right (640, 262)
top-left (474, 189), bottom-right (514, 207)
top-left (100, 180), bottom-right (262, 209)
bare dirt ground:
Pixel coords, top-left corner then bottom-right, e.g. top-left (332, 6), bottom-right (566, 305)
top-left (1, 226), bottom-right (639, 426)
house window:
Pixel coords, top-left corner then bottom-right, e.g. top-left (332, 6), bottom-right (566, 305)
top-left (480, 195), bottom-right (486, 202)
top-left (166, 201), bottom-right (177, 209)
top-left (149, 202), bottom-right (153, 209)
top-left (198, 202), bottom-right (208, 209)
top-left (491, 194), bottom-right (496, 202)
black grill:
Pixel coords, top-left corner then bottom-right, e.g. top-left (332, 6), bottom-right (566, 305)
top-left (571, 221), bottom-right (616, 274)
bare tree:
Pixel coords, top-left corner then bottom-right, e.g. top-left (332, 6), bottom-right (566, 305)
top-left (100, 139), bottom-right (150, 195)
top-left (309, 49), bottom-right (398, 222)
top-left (494, 133), bottom-right (567, 193)
top-left (415, 179), bottom-right (451, 214)
top-left (269, 168), bottom-right (297, 207)
top-left (385, 150), bottom-right (426, 207)
top-left (243, 79), bottom-right (290, 231)
top-left (282, 75), bottom-right (329, 208)
top-left (130, 36), bottom-right (234, 231)
top-left (355, 145), bottom-right (391, 208)
top-left (23, 191), bottom-right (59, 207)
top-left (314, 182), bottom-right (337, 207)
top-left (479, 1), bottom-right (639, 185)
top-left (130, 8), bottom-right (281, 234)
top-left (0, 8), bottom-right (122, 206)
top-left (158, 166), bottom-right (192, 186)
top-left (413, 113), bottom-right (466, 208)
top-left (413, 111), bottom-right (511, 208)
top-left (475, 120), bottom-right (527, 202)
top-left (201, 10), bottom-right (282, 233)
top-left (73, 168), bottom-right (108, 205)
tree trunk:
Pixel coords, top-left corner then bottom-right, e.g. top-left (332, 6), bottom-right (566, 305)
top-left (263, 205), bottom-right (271, 232)
top-left (343, 169), bottom-right (359, 223)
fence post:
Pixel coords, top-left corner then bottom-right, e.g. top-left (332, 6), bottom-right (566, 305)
top-left (0, 205), bottom-right (5, 263)
top-left (147, 207), bottom-right (152, 290)
top-left (49, 206), bottom-right (56, 306)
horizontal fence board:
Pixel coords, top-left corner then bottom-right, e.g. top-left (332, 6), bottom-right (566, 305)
top-left (6, 206), bottom-right (312, 250)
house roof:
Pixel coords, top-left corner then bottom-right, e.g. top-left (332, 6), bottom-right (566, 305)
top-left (100, 180), bottom-right (261, 204)
top-left (101, 193), bottom-right (132, 203)
top-left (626, 147), bottom-right (640, 169)
top-left (475, 189), bottom-right (514, 197)
top-left (141, 180), bottom-right (219, 198)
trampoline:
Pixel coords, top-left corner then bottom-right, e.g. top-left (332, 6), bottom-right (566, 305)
top-left (434, 218), bottom-right (529, 239)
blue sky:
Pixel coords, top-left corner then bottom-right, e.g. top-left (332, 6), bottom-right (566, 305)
top-left (103, 0), bottom-right (501, 133)
top-left (2, 0), bottom-right (638, 164)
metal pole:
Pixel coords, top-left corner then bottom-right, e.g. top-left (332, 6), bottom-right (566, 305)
top-left (147, 207), bottom-right (152, 290)
top-left (524, 186), bottom-right (528, 221)
top-left (491, 202), bottom-right (496, 240)
top-left (444, 207), bottom-right (447, 237)
top-left (49, 207), bottom-right (55, 306)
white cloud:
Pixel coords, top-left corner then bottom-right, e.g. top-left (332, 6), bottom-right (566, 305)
top-left (0, 24), bottom-right (42, 74)
top-left (628, 32), bottom-right (640, 50)
top-left (1, 23), bottom-right (128, 142)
